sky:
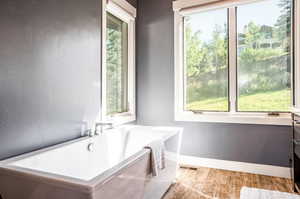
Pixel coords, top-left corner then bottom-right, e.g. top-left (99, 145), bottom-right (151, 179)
top-left (186, 0), bottom-right (285, 41)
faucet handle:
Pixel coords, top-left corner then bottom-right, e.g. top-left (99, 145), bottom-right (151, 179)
top-left (84, 129), bottom-right (93, 137)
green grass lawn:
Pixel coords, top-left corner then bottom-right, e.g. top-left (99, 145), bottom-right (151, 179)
top-left (186, 89), bottom-right (291, 112)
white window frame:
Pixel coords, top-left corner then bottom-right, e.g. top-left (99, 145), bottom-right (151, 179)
top-left (102, 0), bottom-right (136, 125)
top-left (295, 0), bottom-right (300, 110)
top-left (173, 0), bottom-right (298, 126)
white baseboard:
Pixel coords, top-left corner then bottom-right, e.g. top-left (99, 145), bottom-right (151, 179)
top-left (179, 155), bottom-right (291, 179)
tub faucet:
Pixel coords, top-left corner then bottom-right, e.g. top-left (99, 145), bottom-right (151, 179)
top-left (94, 122), bottom-right (114, 135)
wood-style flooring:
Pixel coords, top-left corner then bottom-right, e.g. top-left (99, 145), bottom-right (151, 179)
top-left (163, 167), bottom-right (294, 199)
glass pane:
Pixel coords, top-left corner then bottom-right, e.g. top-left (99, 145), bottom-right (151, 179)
top-left (237, 0), bottom-right (292, 112)
top-left (184, 8), bottom-right (229, 112)
top-left (106, 13), bottom-right (128, 115)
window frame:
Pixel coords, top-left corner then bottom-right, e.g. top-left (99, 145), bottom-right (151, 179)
top-left (173, 0), bottom-right (297, 125)
top-left (295, 0), bottom-right (300, 110)
top-left (102, 0), bottom-right (136, 124)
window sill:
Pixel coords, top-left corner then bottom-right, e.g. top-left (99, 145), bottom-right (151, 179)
top-left (292, 107), bottom-right (300, 114)
top-left (175, 111), bottom-right (292, 126)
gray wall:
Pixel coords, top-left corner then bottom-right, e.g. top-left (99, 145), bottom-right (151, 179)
top-left (136, 0), bottom-right (292, 167)
top-left (0, 0), bottom-right (136, 160)
top-left (0, 0), bottom-right (291, 168)
top-left (127, 0), bottom-right (137, 8)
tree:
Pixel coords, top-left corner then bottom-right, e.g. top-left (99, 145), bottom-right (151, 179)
top-left (244, 22), bottom-right (261, 49)
top-left (185, 24), bottom-right (205, 77)
top-left (185, 20), bottom-right (228, 102)
top-left (275, 0), bottom-right (292, 41)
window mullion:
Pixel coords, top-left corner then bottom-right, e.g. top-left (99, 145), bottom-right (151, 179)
top-left (228, 7), bottom-right (237, 113)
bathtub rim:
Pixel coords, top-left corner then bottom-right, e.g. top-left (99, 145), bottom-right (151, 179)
top-left (0, 133), bottom-right (150, 185)
top-left (0, 125), bottom-right (182, 193)
top-left (0, 148), bottom-right (151, 194)
top-left (0, 125), bottom-right (182, 166)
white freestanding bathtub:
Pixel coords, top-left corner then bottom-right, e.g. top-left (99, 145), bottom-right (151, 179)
top-left (0, 125), bottom-right (182, 199)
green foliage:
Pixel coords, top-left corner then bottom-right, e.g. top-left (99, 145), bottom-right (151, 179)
top-left (238, 89), bottom-right (291, 112)
top-left (239, 48), bottom-right (283, 66)
top-left (107, 27), bottom-right (123, 115)
top-left (187, 95), bottom-right (228, 111)
top-left (185, 20), bottom-right (228, 103)
top-left (106, 14), bottom-right (128, 115)
top-left (185, 0), bottom-right (292, 111)
top-left (275, 0), bottom-right (292, 41)
top-left (187, 89), bottom-right (291, 112)
top-left (185, 27), bottom-right (205, 76)
top-left (244, 22), bottom-right (261, 48)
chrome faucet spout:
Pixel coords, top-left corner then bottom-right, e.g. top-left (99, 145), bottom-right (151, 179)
top-left (94, 122), bottom-right (114, 135)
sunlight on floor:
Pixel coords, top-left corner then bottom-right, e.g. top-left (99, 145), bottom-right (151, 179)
top-left (163, 167), bottom-right (293, 199)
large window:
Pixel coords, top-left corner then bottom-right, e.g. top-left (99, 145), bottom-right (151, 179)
top-left (102, 0), bottom-right (136, 124)
top-left (184, 8), bottom-right (229, 112)
top-left (174, 0), bottom-right (296, 125)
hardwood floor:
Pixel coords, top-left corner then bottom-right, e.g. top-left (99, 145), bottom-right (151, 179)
top-left (163, 167), bottom-right (294, 199)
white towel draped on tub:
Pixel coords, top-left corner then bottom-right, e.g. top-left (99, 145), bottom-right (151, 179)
top-left (145, 139), bottom-right (166, 177)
